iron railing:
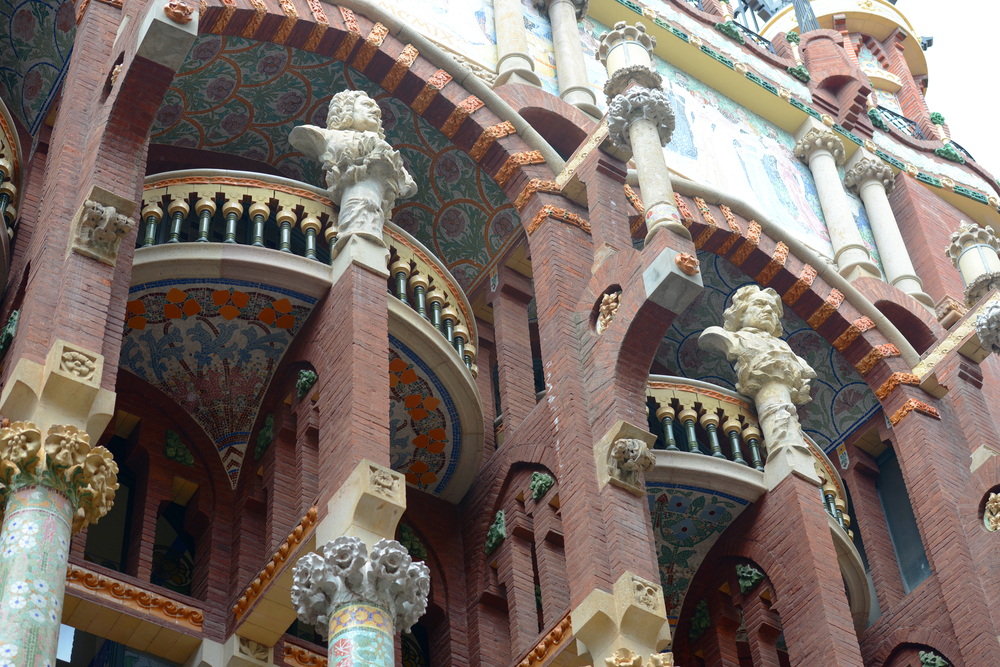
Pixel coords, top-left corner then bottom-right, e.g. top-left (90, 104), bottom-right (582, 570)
top-left (949, 140), bottom-right (975, 163)
top-left (683, 0), bottom-right (704, 10)
top-left (877, 106), bottom-right (926, 140)
top-left (732, 21), bottom-right (775, 52)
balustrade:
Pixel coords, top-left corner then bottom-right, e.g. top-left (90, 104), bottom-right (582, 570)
top-left (141, 170), bottom-right (477, 374)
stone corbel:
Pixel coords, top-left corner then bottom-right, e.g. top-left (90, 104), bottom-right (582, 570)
top-left (642, 246), bottom-right (704, 314)
top-left (573, 571), bottom-right (671, 666)
top-left (225, 636), bottom-right (273, 667)
top-left (595, 421), bottom-right (657, 496)
top-left (0, 339), bottom-right (115, 440)
top-left (69, 186), bottom-right (136, 267)
top-left (316, 459), bottom-right (406, 548)
top-left (134, 0), bottom-right (199, 72)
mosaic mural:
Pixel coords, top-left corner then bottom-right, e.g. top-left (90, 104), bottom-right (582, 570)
top-left (150, 36), bottom-right (520, 291)
top-left (389, 335), bottom-right (462, 497)
top-left (371, 0), bottom-right (497, 68)
top-left (873, 128), bottom-right (994, 195)
top-left (0, 0), bottom-right (75, 136)
top-left (522, 0), bottom-right (559, 97)
top-left (648, 482), bottom-right (752, 626)
top-left (120, 278), bottom-right (317, 488)
top-left (656, 252), bottom-right (881, 455)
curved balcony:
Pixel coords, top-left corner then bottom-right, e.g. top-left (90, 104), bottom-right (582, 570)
top-left (128, 170), bottom-right (482, 501)
top-left (0, 96), bottom-right (22, 296)
top-left (645, 376), bottom-right (870, 634)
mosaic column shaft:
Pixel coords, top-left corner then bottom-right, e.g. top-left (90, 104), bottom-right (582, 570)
top-left (0, 422), bottom-right (118, 667)
top-left (793, 129), bottom-right (880, 281)
top-left (538, 0), bottom-right (600, 117)
top-left (494, 0), bottom-right (542, 86)
top-left (845, 156), bottom-right (933, 309)
top-left (292, 537), bottom-right (430, 667)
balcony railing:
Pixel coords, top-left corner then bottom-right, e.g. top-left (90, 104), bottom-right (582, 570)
top-left (732, 21), bottom-right (775, 53)
top-left (949, 140), bottom-right (975, 163)
top-left (877, 106), bottom-right (926, 140)
top-left (141, 170), bottom-right (478, 373)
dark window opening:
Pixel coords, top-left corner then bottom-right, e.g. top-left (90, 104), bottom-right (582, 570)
top-left (151, 502), bottom-right (196, 596)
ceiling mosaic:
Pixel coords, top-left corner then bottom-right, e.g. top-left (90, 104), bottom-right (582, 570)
top-left (0, 0), bottom-right (74, 136)
top-left (120, 278), bottom-right (317, 488)
top-left (648, 482), bottom-right (752, 627)
top-left (150, 35), bottom-right (520, 291)
top-left (389, 335), bottom-right (462, 498)
top-left (656, 251), bottom-right (881, 455)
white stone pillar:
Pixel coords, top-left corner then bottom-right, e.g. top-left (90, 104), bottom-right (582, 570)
top-left (945, 221), bottom-right (1000, 307)
top-left (793, 123), bottom-right (880, 281)
top-left (535, 0), bottom-right (600, 117)
top-left (699, 286), bottom-right (820, 490)
top-left (494, 0), bottom-right (542, 87)
top-left (844, 151), bottom-right (934, 309)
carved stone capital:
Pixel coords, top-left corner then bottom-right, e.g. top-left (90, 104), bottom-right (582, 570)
top-left (597, 21), bottom-right (656, 66)
top-left (608, 438), bottom-right (655, 490)
top-left (0, 421), bottom-right (119, 532)
top-left (607, 87), bottom-right (674, 150)
top-left (535, 0), bottom-right (588, 21)
top-left (70, 186), bottom-right (136, 266)
top-left (844, 157), bottom-right (895, 195)
top-left (945, 220), bottom-right (1000, 268)
top-left (975, 300), bottom-right (1000, 356)
top-left (289, 90), bottom-right (416, 243)
top-left (290, 536), bottom-right (430, 634)
top-left (793, 128), bottom-right (845, 166)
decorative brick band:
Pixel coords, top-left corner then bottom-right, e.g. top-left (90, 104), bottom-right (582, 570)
top-left (832, 316), bottom-right (877, 351)
top-left (783, 265), bottom-right (817, 306)
top-left (515, 180), bottom-right (561, 212)
top-left (875, 372), bottom-right (921, 401)
top-left (756, 242), bottom-right (788, 286)
top-left (66, 565), bottom-right (204, 630)
top-left (353, 22), bottom-right (389, 71)
top-left (856, 343), bottom-right (900, 376)
top-left (889, 398), bottom-right (941, 426)
top-left (512, 614), bottom-right (573, 667)
top-left (272, 0), bottom-right (299, 44)
top-left (694, 197), bottom-right (717, 228)
top-left (207, 0), bottom-right (237, 34)
top-left (382, 45), bottom-right (418, 93)
top-left (241, 0), bottom-right (267, 40)
top-left (526, 204), bottom-right (590, 236)
top-left (495, 151), bottom-right (545, 187)
top-left (470, 121), bottom-right (515, 162)
top-left (625, 185), bottom-right (644, 215)
top-left (674, 193), bottom-right (693, 221)
top-left (411, 70), bottom-right (453, 114)
top-left (719, 204), bottom-right (738, 232)
top-left (440, 96), bottom-right (483, 139)
top-left (730, 222), bottom-right (761, 266)
top-left (806, 289), bottom-right (845, 329)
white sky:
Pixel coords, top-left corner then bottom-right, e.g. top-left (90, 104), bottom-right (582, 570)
top-left (902, 2), bottom-right (1000, 183)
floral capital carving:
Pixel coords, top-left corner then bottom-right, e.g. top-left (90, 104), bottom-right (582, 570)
top-left (793, 128), bottom-right (845, 166)
top-left (534, 0), bottom-right (589, 22)
top-left (675, 253), bottom-right (699, 276)
top-left (289, 91), bottom-right (416, 244)
top-left (985, 492), bottom-right (1000, 531)
top-left (608, 438), bottom-right (655, 490)
top-left (291, 536), bottom-right (430, 635)
top-left (976, 301), bottom-right (1000, 356)
top-left (596, 291), bottom-right (621, 335)
top-left (0, 422), bottom-right (119, 533)
top-left (607, 87), bottom-right (675, 150)
top-left (844, 157), bottom-right (895, 195)
top-left (164, 0), bottom-right (194, 23)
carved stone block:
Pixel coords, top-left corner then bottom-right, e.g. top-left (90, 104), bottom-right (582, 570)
top-left (69, 186), bottom-right (136, 266)
top-left (595, 421), bottom-right (657, 496)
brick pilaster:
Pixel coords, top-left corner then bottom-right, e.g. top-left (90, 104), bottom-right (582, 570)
top-left (491, 267), bottom-right (536, 433)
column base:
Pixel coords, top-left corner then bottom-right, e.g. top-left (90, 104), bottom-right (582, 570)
top-left (836, 256), bottom-right (882, 283)
top-left (904, 290), bottom-right (935, 311)
top-left (496, 52), bottom-right (542, 88)
top-left (560, 86), bottom-right (602, 120)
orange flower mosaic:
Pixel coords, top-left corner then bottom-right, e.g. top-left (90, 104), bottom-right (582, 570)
top-left (258, 298), bottom-right (295, 329)
top-left (164, 288), bottom-right (201, 319)
top-left (126, 299), bottom-right (147, 330)
top-left (213, 289), bottom-right (250, 320)
top-left (388, 349), bottom-right (450, 491)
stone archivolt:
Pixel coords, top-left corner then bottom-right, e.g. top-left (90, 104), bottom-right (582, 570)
top-left (0, 421), bottom-right (118, 533)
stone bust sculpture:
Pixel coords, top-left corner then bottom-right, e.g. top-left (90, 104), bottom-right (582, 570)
top-left (289, 90), bottom-right (417, 243)
top-left (698, 285), bottom-right (815, 404)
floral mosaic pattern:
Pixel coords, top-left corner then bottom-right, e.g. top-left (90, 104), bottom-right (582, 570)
top-left (648, 483), bottom-right (751, 626)
top-left (389, 336), bottom-right (462, 497)
top-left (0, 487), bottom-right (74, 667)
top-left (150, 36), bottom-right (519, 291)
top-left (120, 279), bottom-right (317, 488)
top-left (0, 0), bottom-right (75, 135)
top-left (656, 252), bottom-right (881, 455)
top-left (329, 603), bottom-right (395, 667)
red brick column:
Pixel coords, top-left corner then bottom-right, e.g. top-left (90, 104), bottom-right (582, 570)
top-left (700, 588), bottom-right (741, 667)
top-left (530, 494), bottom-right (570, 624)
top-left (576, 150), bottom-right (631, 259)
top-left (886, 30), bottom-right (933, 138)
top-left (264, 404), bottom-right (299, 552)
top-left (841, 446), bottom-right (906, 612)
top-left (495, 529), bottom-right (540, 655)
top-left (291, 391), bottom-right (320, 516)
top-left (475, 318), bottom-right (497, 457)
top-left (742, 591), bottom-right (782, 667)
top-left (491, 267), bottom-right (537, 433)
top-left (297, 259), bottom-right (391, 512)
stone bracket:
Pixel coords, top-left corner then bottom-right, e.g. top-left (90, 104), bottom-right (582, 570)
top-left (642, 246), bottom-right (704, 314)
top-left (69, 186), bottom-right (137, 267)
top-left (135, 0), bottom-right (200, 72)
top-left (225, 635), bottom-right (273, 667)
top-left (330, 233), bottom-right (391, 284)
top-left (316, 459), bottom-right (406, 548)
top-left (594, 420), bottom-right (657, 496)
top-left (0, 339), bottom-right (114, 439)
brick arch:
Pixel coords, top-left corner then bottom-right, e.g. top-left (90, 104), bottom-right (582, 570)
top-left (851, 275), bottom-right (943, 354)
top-left (871, 629), bottom-right (962, 667)
top-left (493, 82), bottom-right (597, 159)
top-left (196, 1), bottom-right (553, 207)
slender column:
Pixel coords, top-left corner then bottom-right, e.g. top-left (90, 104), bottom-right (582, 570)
top-left (291, 537), bottom-right (430, 667)
top-left (845, 153), bottom-right (933, 309)
top-left (535, 0), bottom-right (599, 117)
top-left (222, 199), bottom-right (243, 245)
top-left (0, 422), bottom-right (118, 667)
top-left (793, 125), bottom-right (880, 281)
top-left (493, 0), bottom-right (542, 86)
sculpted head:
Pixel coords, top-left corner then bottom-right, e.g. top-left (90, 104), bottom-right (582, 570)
top-left (326, 90), bottom-right (385, 139)
top-left (723, 285), bottom-right (783, 338)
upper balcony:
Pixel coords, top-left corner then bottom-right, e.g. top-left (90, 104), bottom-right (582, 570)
top-left (128, 169), bottom-right (483, 502)
top-left (644, 375), bottom-right (871, 633)
top-left (0, 96), bottom-right (21, 296)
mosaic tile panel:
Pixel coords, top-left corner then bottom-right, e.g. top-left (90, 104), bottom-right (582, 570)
top-left (150, 36), bottom-right (520, 291)
top-left (120, 278), bottom-right (318, 488)
top-left (389, 335), bottom-right (462, 497)
top-left (329, 603), bottom-right (395, 667)
top-left (648, 482), bottom-right (752, 626)
top-left (656, 252), bottom-right (881, 455)
top-left (0, 0), bottom-right (75, 136)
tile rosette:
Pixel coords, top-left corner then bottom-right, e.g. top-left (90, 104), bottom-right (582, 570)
top-left (0, 422), bottom-right (118, 667)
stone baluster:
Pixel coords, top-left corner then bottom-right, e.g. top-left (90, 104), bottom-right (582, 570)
top-left (325, 209), bottom-right (339, 264)
top-left (700, 410), bottom-right (726, 459)
top-left (442, 307), bottom-right (457, 344)
top-left (291, 536), bottom-right (430, 667)
top-left (390, 258), bottom-right (411, 305)
top-left (427, 289), bottom-right (445, 332)
top-left (276, 208), bottom-right (298, 253)
top-left (0, 421), bottom-right (118, 667)
top-left (464, 341), bottom-right (478, 378)
top-left (302, 214), bottom-right (322, 260)
top-left (844, 150), bottom-right (934, 309)
top-left (141, 202), bottom-right (163, 247)
top-left (534, 0), bottom-right (600, 118)
top-left (408, 272), bottom-right (429, 321)
top-left (700, 286), bottom-right (819, 489)
top-left (945, 220), bottom-right (1000, 307)
top-left (742, 423), bottom-right (764, 472)
top-left (597, 23), bottom-right (687, 243)
top-left (722, 417), bottom-right (747, 466)
top-left (249, 202), bottom-right (269, 247)
top-left (493, 0), bottom-right (542, 87)
top-left (222, 198), bottom-right (244, 245)
top-left (656, 404), bottom-right (678, 451)
top-left (678, 407), bottom-right (699, 454)
top-left (453, 322), bottom-right (469, 363)
top-left (793, 121), bottom-right (880, 281)
top-left (194, 196), bottom-right (216, 243)
top-left (166, 198), bottom-right (189, 244)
